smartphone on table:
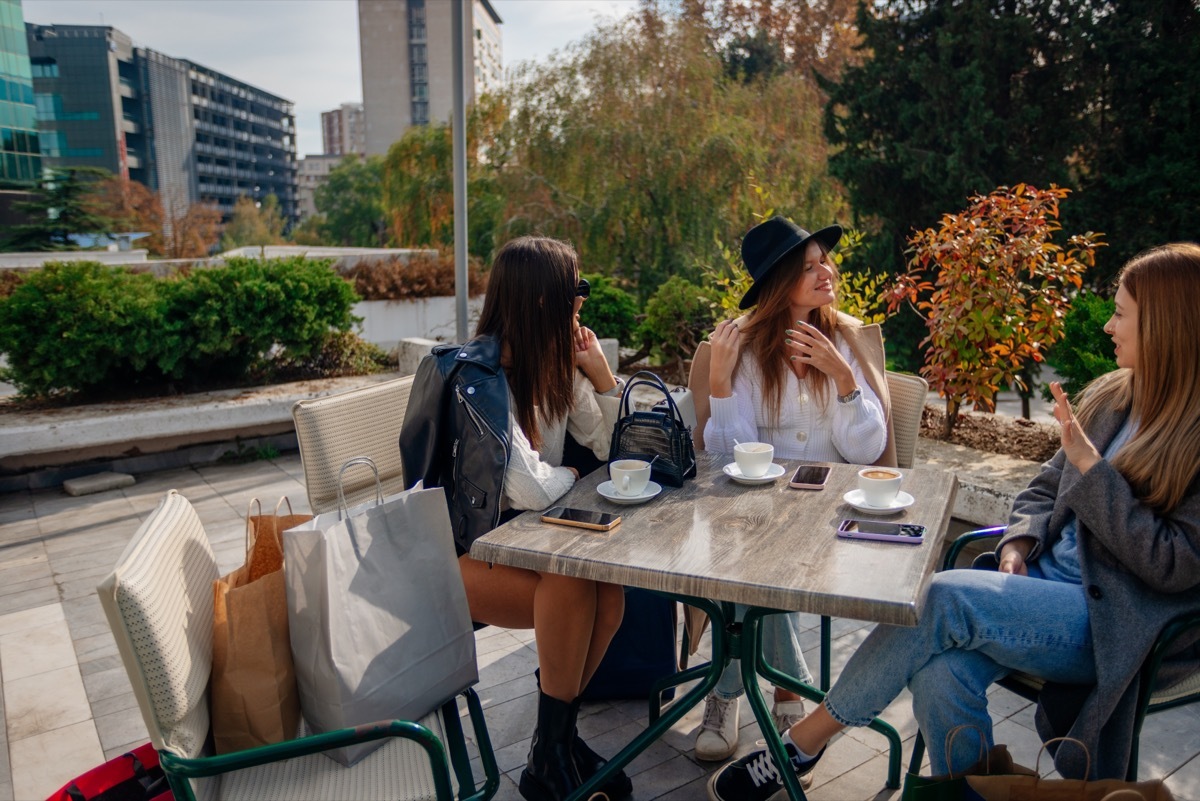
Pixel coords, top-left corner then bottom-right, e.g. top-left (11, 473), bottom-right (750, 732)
top-left (541, 506), bottom-right (622, 532)
top-left (837, 518), bottom-right (926, 544)
top-left (789, 464), bottom-right (832, 490)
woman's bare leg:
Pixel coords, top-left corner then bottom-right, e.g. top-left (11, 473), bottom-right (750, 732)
top-left (787, 704), bottom-right (843, 755)
top-left (580, 582), bottom-right (625, 689)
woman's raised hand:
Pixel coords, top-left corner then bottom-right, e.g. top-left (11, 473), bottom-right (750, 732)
top-left (786, 321), bottom-right (856, 396)
top-left (708, 319), bottom-right (741, 398)
top-left (574, 324), bottom-right (617, 393)
top-left (1050, 382), bottom-right (1101, 474)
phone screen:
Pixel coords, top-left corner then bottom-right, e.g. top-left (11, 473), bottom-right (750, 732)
top-left (790, 465), bottom-right (831, 487)
top-left (541, 507), bottom-right (621, 530)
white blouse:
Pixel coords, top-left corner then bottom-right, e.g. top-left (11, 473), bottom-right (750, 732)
top-left (503, 372), bottom-right (622, 511)
top-left (704, 333), bottom-right (887, 465)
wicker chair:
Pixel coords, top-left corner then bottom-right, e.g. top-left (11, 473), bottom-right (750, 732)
top-left (292, 376), bottom-right (414, 514)
top-left (97, 490), bottom-right (498, 801)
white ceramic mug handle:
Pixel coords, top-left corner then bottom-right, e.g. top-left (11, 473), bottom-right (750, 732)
top-left (620, 475), bottom-right (630, 492)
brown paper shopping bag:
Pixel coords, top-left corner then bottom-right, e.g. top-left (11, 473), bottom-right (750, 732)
top-left (210, 498), bottom-right (311, 754)
top-left (964, 738), bottom-right (1175, 801)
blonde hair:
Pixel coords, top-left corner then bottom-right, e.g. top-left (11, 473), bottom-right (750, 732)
top-left (738, 242), bottom-right (839, 426)
top-left (1076, 242), bottom-right (1200, 513)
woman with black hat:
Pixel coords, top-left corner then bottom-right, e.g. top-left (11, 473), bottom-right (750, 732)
top-left (694, 216), bottom-right (895, 765)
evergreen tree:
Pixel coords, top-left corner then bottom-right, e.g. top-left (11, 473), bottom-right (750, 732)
top-left (2, 167), bottom-right (117, 251)
top-left (315, 156), bottom-right (387, 247)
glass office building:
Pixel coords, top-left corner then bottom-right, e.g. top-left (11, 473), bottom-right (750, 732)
top-left (0, 0), bottom-right (40, 187)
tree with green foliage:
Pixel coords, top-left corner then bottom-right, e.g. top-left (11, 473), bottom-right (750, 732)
top-left (315, 155), bottom-right (387, 247)
top-left (219, 195), bottom-right (286, 251)
top-left (2, 167), bottom-right (118, 251)
top-left (494, 11), bottom-right (846, 298)
top-left (820, 0), bottom-right (1088, 275)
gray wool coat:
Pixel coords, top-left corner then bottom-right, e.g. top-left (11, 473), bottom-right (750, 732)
top-left (998, 402), bottom-right (1200, 779)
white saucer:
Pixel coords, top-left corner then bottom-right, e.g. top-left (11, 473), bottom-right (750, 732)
top-left (723, 462), bottom-right (787, 485)
top-left (843, 489), bottom-right (915, 515)
top-left (597, 480), bottom-right (663, 505)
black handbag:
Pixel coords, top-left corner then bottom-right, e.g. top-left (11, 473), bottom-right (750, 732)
top-left (608, 371), bottom-right (697, 487)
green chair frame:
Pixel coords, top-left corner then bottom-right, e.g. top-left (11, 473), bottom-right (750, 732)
top-left (907, 526), bottom-right (1200, 782)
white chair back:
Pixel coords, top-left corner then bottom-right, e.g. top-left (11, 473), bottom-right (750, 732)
top-left (97, 490), bottom-right (218, 760)
top-left (885, 372), bottom-right (929, 469)
top-left (292, 376), bottom-right (414, 514)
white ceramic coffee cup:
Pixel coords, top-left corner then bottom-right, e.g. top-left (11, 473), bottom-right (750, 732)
top-left (733, 442), bottom-right (775, 478)
top-left (609, 459), bottom-right (652, 496)
top-left (858, 467), bottom-right (904, 507)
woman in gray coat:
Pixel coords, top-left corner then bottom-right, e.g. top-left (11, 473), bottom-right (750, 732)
top-left (708, 242), bottom-right (1200, 801)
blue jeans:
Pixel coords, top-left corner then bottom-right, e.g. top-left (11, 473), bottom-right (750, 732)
top-left (823, 569), bottom-right (1096, 774)
top-left (714, 605), bottom-right (813, 699)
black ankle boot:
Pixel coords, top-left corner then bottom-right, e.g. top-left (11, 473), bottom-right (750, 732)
top-left (519, 691), bottom-right (581, 801)
top-left (569, 696), bottom-right (633, 800)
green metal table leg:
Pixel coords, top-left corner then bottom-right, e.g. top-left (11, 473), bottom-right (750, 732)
top-left (570, 595), bottom-right (729, 801)
top-left (820, 615), bottom-right (832, 691)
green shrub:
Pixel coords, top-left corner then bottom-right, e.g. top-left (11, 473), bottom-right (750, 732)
top-left (0, 262), bottom-right (168, 397)
top-left (578, 273), bottom-right (640, 342)
top-left (166, 256), bottom-right (359, 382)
top-left (271, 331), bottom-right (391, 381)
top-left (0, 257), bottom-right (362, 399)
top-left (639, 276), bottom-right (721, 373)
top-left (1044, 291), bottom-right (1117, 399)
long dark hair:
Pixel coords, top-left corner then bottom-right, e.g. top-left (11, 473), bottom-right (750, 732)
top-left (475, 236), bottom-right (578, 450)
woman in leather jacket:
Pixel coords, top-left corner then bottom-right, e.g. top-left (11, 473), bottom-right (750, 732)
top-left (400, 236), bottom-right (631, 801)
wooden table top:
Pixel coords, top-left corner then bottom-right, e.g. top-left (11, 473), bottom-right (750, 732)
top-left (471, 452), bottom-right (958, 627)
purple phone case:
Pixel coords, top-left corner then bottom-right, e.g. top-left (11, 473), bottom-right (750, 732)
top-left (837, 520), bottom-right (925, 545)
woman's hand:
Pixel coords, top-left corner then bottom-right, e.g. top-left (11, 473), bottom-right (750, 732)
top-left (574, 325), bottom-right (617, 393)
top-left (709, 319), bottom-right (741, 398)
top-left (998, 540), bottom-right (1032, 576)
top-left (1050, 382), bottom-right (1101, 473)
top-left (785, 321), bottom-right (856, 396)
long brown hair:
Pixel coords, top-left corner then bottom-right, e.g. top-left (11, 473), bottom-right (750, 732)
top-left (475, 236), bottom-right (578, 450)
top-left (1076, 243), bottom-right (1200, 513)
top-left (737, 243), bottom-right (839, 425)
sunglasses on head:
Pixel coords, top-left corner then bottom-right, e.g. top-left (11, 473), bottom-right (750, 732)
top-left (575, 278), bottom-right (590, 299)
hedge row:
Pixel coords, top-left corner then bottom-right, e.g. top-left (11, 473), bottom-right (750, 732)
top-left (0, 257), bottom-right (360, 398)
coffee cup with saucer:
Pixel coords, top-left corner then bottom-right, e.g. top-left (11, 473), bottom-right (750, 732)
top-left (843, 488), bottom-right (916, 515)
top-left (597, 479), bottom-right (663, 505)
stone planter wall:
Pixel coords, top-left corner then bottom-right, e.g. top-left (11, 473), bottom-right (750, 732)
top-left (355, 296), bottom-right (486, 353)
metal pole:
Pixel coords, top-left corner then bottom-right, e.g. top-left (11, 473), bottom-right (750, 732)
top-left (451, 0), bottom-right (469, 343)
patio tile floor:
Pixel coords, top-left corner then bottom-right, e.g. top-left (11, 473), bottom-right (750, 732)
top-left (0, 453), bottom-right (1196, 800)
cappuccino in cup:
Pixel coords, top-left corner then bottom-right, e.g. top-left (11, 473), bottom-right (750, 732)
top-left (734, 442), bottom-right (775, 478)
top-left (858, 467), bottom-right (903, 507)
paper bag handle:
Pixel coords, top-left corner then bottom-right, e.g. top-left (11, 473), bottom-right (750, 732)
top-left (944, 724), bottom-right (988, 778)
top-left (274, 496), bottom-right (295, 518)
top-left (1034, 737), bottom-right (1090, 783)
top-left (244, 498), bottom-right (263, 552)
top-left (337, 456), bottom-right (384, 518)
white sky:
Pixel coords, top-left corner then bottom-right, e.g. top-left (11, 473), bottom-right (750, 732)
top-left (21, 0), bottom-right (640, 156)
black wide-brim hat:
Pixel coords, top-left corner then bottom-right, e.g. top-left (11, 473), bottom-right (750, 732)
top-left (738, 216), bottom-right (843, 310)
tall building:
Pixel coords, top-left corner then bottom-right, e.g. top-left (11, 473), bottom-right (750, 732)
top-left (296, 153), bottom-right (342, 219)
top-left (25, 22), bottom-right (297, 222)
top-left (321, 102), bottom-right (365, 157)
top-left (0, 0), bottom-right (41, 187)
top-left (358, 0), bottom-right (502, 157)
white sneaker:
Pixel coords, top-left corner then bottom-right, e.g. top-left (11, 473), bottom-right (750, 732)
top-left (695, 694), bottom-right (739, 761)
top-left (771, 700), bottom-right (814, 789)
top-left (771, 699), bottom-right (806, 733)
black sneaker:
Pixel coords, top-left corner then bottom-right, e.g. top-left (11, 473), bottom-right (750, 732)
top-left (706, 742), bottom-right (824, 801)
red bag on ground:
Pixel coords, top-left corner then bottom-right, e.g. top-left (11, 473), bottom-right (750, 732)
top-left (45, 743), bottom-right (172, 801)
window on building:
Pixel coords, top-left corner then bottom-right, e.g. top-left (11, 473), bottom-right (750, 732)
top-left (412, 101), bottom-right (428, 126)
top-left (31, 59), bottom-right (58, 78)
top-left (411, 44), bottom-right (427, 64)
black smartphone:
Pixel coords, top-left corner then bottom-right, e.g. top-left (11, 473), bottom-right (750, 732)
top-left (540, 506), bottom-right (622, 532)
top-left (789, 464), bottom-right (832, 490)
top-left (837, 518), bottom-right (926, 544)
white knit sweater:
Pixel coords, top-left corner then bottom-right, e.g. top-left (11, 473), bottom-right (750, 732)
top-left (503, 372), bottom-right (622, 511)
top-left (704, 333), bottom-right (887, 464)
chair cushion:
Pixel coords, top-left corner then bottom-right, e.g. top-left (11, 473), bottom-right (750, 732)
top-left (217, 712), bottom-right (461, 801)
top-left (1151, 669), bottom-right (1200, 707)
top-left (97, 491), bottom-right (218, 759)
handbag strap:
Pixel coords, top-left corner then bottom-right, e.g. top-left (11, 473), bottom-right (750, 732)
top-left (619, 370), bottom-right (686, 425)
top-left (337, 456), bottom-right (385, 519)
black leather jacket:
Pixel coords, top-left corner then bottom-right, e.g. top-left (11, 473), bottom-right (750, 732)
top-left (399, 336), bottom-right (512, 556)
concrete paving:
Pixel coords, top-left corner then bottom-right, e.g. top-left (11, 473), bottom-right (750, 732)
top-left (1, 454), bottom-right (1197, 800)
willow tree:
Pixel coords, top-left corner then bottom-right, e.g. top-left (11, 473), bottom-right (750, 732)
top-left (492, 10), bottom-right (848, 296)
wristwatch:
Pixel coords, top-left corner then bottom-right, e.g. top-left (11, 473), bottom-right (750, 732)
top-left (837, 386), bottom-right (862, 404)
